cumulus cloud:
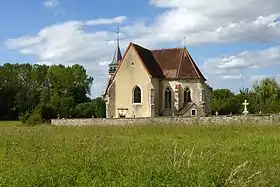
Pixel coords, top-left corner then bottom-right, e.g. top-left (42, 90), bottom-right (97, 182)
top-left (6, 18), bottom-right (127, 97)
top-left (202, 45), bottom-right (280, 91)
top-left (43, 0), bottom-right (59, 8)
top-left (85, 16), bottom-right (127, 26)
top-left (5, 0), bottom-right (280, 96)
top-left (203, 45), bottom-right (280, 77)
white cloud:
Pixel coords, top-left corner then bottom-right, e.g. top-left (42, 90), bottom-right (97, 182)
top-left (5, 0), bottom-right (280, 96)
top-left (85, 16), bottom-right (127, 26)
top-left (202, 45), bottom-right (280, 91)
top-left (250, 75), bottom-right (280, 83)
top-left (141, 0), bottom-right (280, 46)
top-left (44, 0), bottom-right (59, 8)
top-left (6, 17), bottom-right (127, 97)
top-left (203, 45), bottom-right (280, 77)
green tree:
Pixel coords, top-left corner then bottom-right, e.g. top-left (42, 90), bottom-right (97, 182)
top-left (94, 97), bottom-right (106, 118)
top-left (0, 63), bottom-right (94, 122)
top-left (211, 89), bottom-right (239, 115)
top-left (252, 78), bottom-right (280, 114)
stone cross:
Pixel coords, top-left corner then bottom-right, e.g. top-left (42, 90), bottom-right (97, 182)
top-left (242, 100), bottom-right (249, 115)
top-left (215, 111), bottom-right (219, 116)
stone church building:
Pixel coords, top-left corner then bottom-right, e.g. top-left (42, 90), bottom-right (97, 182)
top-left (103, 40), bottom-right (211, 118)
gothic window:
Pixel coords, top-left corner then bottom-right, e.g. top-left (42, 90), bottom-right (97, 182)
top-left (165, 87), bottom-right (171, 108)
top-left (184, 88), bottom-right (192, 103)
top-left (201, 89), bottom-right (205, 102)
top-left (133, 86), bottom-right (141, 103)
top-left (150, 89), bottom-right (155, 105)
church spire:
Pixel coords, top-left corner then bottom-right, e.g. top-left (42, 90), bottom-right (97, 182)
top-left (109, 27), bottom-right (122, 75)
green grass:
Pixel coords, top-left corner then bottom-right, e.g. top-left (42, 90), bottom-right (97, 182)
top-left (0, 124), bottom-right (280, 186)
top-left (0, 120), bottom-right (21, 127)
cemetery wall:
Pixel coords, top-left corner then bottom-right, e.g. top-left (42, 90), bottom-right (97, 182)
top-left (51, 114), bottom-right (280, 126)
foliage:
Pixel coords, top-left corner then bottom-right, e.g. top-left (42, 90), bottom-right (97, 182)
top-left (74, 101), bottom-right (96, 118)
top-left (0, 63), bottom-right (106, 124)
top-left (94, 97), bottom-right (106, 118)
top-left (0, 124), bottom-right (279, 186)
top-left (211, 78), bottom-right (280, 115)
top-left (26, 110), bottom-right (43, 126)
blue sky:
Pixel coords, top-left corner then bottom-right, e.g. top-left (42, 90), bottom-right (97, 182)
top-left (1, 0), bottom-right (280, 97)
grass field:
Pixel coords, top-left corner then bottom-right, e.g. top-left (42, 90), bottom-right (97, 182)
top-left (0, 123), bottom-right (279, 186)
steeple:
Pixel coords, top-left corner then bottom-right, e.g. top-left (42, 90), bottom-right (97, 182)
top-left (109, 27), bottom-right (122, 76)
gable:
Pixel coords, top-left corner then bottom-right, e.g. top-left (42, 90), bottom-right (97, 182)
top-left (132, 44), bottom-right (165, 78)
top-left (114, 44), bottom-right (151, 80)
top-left (132, 43), bottom-right (206, 80)
top-left (105, 42), bottom-right (206, 96)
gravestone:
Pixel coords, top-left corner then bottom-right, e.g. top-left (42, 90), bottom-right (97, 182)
top-left (215, 111), bottom-right (219, 116)
top-left (242, 100), bottom-right (249, 115)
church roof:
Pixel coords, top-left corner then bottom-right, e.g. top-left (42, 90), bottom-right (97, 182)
top-left (110, 44), bottom-right (122, 65)
top-left (132, 43), bottom-right (206, 80)
top-left (104, 42), bottom-right (206, 96)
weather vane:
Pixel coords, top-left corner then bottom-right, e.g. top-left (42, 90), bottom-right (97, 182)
top-left (183, 36), bottom-right (187, 48)
top-left (117, 27), bottom-right (120, 46)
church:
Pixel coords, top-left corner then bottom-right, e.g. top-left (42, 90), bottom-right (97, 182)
top-left (103, 37), bottom-right (211, 118)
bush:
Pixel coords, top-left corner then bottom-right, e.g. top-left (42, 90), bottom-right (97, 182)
top-left (19, 111), bottom-right (31, 124)
top-left (74, 102), bottom-right (95, 118)
top-left (26, 110), bottom-right (43, 125)
top-left (37, 103), bottom-right (57, 122)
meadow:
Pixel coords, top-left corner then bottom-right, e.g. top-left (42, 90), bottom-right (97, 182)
top-left (0, 123), bottom-right (280, 186)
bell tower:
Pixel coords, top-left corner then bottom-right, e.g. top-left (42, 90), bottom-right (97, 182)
top-left (108, 27), bottom-right (122, 78)
top-left (103, 27), bottom-right (122, 118)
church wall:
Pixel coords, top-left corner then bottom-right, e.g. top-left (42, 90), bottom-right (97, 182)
top-left (108, 81), bottom-right (116, 118)
top-left (178, 79), bottom-right (203, 108)
top-left (159, 79), bottom-right (211, 116)
top-left (160, 80), bottom-right (177, 116)
top-left (151, 78), bottom-right (160, 116)
top-left (179, 79), bottom-right (211, 116)
top-left (202, 81), bottom-right (212, 115)
top-left (114, 47), bottom-right (151, 118)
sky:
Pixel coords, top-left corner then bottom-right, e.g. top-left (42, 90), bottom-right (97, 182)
top-left (0, 0), bottom-right (280, 98)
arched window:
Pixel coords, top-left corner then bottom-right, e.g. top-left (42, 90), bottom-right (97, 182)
top-left (184, 88), bottom-right (192, 103)
top-left (165, 87), bottom-right (171, 108)
top-left (133, 86), bottom-right (141, 103)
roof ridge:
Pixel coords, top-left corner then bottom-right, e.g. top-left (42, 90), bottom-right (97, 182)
top-left (151, 47), bottom-right (184, 51)
top-left (185, 49), bottom-right (202, 79)
top-left (176, 48), bottom-right (185, 78)
top-left (131, 42), bottom-right (151, 51)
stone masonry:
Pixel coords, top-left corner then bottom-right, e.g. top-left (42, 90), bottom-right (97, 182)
top-left (51, 115), bottom-right (280, 126)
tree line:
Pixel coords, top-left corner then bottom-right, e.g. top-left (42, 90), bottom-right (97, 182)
top-left (1, 63), bottom-right (279, 124)
top-left (0, 63), bottom-right (106, 124)
top-left (210, 77), bottom-right (280, 115)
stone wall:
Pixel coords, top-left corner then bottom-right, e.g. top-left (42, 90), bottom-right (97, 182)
top-left (51, 114), bottom-right (280, 126)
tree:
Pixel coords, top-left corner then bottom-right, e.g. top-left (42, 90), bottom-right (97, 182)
top-left (211, 89), bottom-right (238, 115)
top-left (252, 78), bottom-right (280, 114)
top-left (94, 97), bottom-right (106, 118)
top-left (0, 63), bottom-right (94, 122)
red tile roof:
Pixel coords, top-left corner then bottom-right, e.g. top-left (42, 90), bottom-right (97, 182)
top-left (104, 42), bottom-right (206, 96)
top-left (132, 43), bottom-right (206, 80)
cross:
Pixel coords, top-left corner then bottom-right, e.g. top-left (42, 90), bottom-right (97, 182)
top-left (215, 111), bottom-right (219, 116)
top-left (183, 36), bottom-right (186, 48)
top-left (242, 100), bottom-right (249, 115)
top-left (243, 100), bottom-right (249, 107)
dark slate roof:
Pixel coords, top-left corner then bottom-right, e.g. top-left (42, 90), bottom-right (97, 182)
top-left (110, 44), bottom-right (122, 65)
top-left (132, 44), bottom-right (165, 78)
